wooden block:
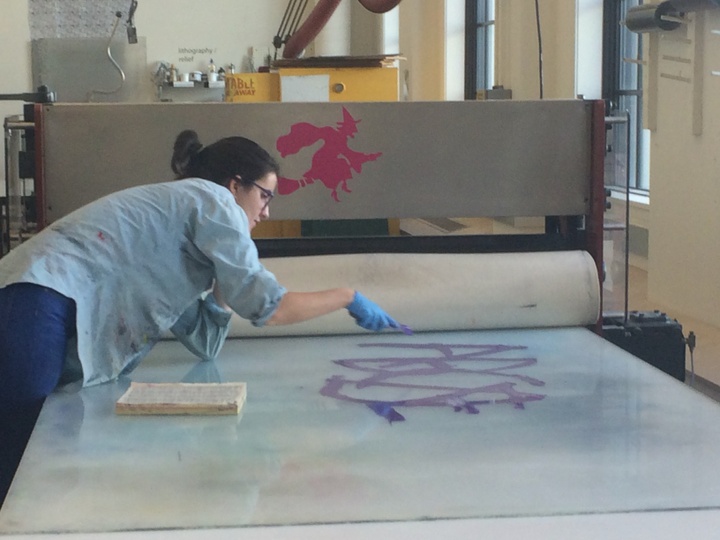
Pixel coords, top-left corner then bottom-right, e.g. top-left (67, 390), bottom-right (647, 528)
top-left (115, 382), bottom-right (246, 416)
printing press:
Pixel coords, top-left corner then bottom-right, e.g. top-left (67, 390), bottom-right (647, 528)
top-left (2, 99), bottom-right (719, 539)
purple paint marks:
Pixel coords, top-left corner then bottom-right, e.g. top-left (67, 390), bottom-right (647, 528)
top-left (320, 342), bottom-right (546, 420)
top-left (397, 324), bottom-right (414, 336)
top-left (367, 402), bottom-right (406, 424)
top-left (275, 107), bottom-right (383, 202)
top-left (447, 397), bottom-right (480, 414)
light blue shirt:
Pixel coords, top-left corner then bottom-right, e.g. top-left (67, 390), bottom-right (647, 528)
top-left (0, 178), bottom-right (286, 387)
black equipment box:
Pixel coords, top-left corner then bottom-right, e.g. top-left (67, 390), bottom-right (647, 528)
top-left (602, 311), bottom-right (686, 381)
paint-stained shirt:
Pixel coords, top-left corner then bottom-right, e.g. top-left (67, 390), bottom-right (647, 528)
top-left (0, 178), bottom-right (286, 387)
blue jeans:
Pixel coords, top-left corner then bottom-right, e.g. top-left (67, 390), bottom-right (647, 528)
top-left (0, 282), bottom-right (76, 508)
top-left (0, 282), bottom-right (76, 402)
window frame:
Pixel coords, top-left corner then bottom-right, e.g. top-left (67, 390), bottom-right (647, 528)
top-left (603, 0), bottom-right (648, 192)
top-left (464, 0), bottom-right (494, 100)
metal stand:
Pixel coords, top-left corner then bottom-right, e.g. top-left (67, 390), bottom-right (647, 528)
top-left (1, 86), bottom-right (55, 256)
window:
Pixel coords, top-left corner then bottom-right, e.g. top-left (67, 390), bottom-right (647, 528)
top-left (382, 5), bottom-right (399, 55)
top-left (603, 0), bottom-right (650, 192)
top-left (465, 0), bottom-right (495, 100)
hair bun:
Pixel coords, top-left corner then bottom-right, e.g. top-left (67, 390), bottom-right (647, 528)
top-left (171, 130), bottom-right (204, 177)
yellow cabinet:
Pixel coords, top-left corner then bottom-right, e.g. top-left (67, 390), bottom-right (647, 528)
top-left (225, 73), bottom-right (280, 102)
top-left (277, 67), bottom-right (399, 102)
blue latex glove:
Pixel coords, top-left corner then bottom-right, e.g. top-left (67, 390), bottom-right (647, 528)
top-left (346, 291), bottom-right (398, 332)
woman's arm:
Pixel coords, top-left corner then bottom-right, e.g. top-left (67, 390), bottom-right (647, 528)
top-left (265, 288), bottom-right (355, 326)
top-left (170, 292), bottom-right (232, 361)
top-left (192, 205), bottom-right (394, 331)
top-left (212, 280), bottom-right (231, 311)
top-left (267, 289), bottom-right (399, 332)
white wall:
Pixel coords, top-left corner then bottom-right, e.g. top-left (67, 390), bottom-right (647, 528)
top-left (576, 0), bottom-right (603, 99)
top-left (135, 0), bottom-right (288, 73)
top-left (646, 9), bottom-right (720, 326)
top-left (445, 0), bottom-right (466, 101)
top-left (0, 0), bottom-right (291, 190)
top-left (398, 2), bottom-right (445, 101)
top-left (0, 0), bottom-right (32, 126)
top-left (350, 0), bottom-right (383, 56)
top-left (0, 0), bottom-right (32, 197)
top-left (313, 0), bottom-right (351, 57)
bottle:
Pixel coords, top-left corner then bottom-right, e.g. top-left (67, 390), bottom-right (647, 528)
top-left (207, 58), bottom-right (218, 83)
top-left (169, 64), bottom-right (177, 83)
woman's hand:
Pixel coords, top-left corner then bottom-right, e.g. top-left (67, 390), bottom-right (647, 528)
top-left (346, 291), bottom-right (398, 331)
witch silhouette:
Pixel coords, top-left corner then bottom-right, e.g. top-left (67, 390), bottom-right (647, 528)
top-left (276, 107), bottom-right (382, 202)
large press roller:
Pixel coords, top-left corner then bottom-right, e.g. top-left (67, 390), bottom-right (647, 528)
top-left (231, 251), bottom-right (600, 337)
top-left (5, 100), bottom-right (720, 539)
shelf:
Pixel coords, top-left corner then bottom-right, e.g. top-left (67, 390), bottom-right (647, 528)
top-left (164, 81), bottom-right (226, 89)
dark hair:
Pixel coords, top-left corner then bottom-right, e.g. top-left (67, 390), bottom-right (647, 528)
top-left (170, 130), bottom-right (279, 187)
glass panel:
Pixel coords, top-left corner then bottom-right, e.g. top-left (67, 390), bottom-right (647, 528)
top-left (476, 29), bottom-right (487, 92)
top-left (615, 0), bottom-right (649, 192)
top-left (605, 111), bottom-right (630, 191)
top-left (486, 0), bottom-right (495, 87)
top-left (474, 0), bottom-right (494, 92)
top-left (619, 6), bottom-right (640, 92)
top-left (618, 95), bottom-right (639, 189)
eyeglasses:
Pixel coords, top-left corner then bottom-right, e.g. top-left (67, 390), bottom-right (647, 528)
top-left (251, 181), bottom-right (275, 209)
top-left (234, 175), bottom-right (274, 209)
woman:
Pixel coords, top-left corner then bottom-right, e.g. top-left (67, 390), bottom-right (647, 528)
top-left (0, 130), bottom-right (397, 505)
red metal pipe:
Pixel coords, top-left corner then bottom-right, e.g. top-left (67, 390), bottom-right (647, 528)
top-left (283, 0), bottom-right (402, 59)
top-left (283, 0), bottom-right (341, 59)
top-left (357, 0), bottom-right (402, 14)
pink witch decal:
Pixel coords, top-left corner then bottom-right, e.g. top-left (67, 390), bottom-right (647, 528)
top-left (276, 107), bottom-right (383, 202)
